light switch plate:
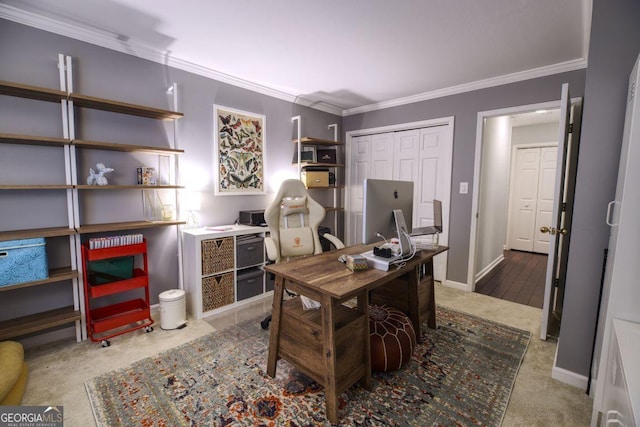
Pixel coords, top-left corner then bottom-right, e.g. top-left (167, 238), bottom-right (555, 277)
top-left (460, 182), bottom-right (469, 194)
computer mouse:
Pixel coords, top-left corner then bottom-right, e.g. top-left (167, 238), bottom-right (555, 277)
top-left (338, 255), bottom-right (347, 263)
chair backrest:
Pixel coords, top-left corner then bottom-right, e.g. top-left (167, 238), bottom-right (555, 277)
top-left (264, 179), bottom-right (326, 263)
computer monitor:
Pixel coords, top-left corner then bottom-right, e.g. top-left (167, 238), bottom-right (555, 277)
top-left (362, 179), bottom-right (413, 255)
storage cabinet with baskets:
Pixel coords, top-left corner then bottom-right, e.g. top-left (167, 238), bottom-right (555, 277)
top-left (182, 225), bottom-right (268, 319)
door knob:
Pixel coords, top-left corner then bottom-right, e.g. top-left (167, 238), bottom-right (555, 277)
top-left (540, 226), bottom-right (568, 235)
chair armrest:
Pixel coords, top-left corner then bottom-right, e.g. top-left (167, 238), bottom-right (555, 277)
top-left (264, 236), bottom-right (278, 261)
top-left (322, 233), bottom-right (345, 250)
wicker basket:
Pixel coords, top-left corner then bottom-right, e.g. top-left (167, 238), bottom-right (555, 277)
top-left (201, 237), bottom-right (234, 275)
top-left (202, 272), bottom-right (234, 311)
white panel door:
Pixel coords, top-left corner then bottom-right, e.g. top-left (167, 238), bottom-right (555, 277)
top-left (533, 146), bottom-right (558, 253)
top-left (349, 133), bottom-right (394, 245)
top-left (371, 133), bottom-right (394, 180)
top-left (393, 130), bottom-right (420, 184)
top-left (541, 83), bottom-right (577, 340)
top-left (416, 127), bottom-right (452, 281)
top-left (510, 148), bottom-right (541, 251)
top-left (509, 146), bottom-right (557, 254)
top-left (350, 134), bottom-right (372, 245)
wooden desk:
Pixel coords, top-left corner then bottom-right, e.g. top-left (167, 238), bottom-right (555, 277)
top-left (265, 244), bottom-right (448, 424)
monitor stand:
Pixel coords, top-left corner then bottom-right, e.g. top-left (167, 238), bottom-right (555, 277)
top-left (393, 209), bottom-right (411, 256)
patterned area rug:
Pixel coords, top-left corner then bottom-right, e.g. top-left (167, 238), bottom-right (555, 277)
top-left (85, 307), bottom-right (530, 426)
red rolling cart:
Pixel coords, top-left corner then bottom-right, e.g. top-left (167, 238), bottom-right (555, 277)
top-left (81, 240), bottom-right (154, 346)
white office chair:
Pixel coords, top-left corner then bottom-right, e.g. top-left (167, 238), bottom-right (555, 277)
top-left (260, 179), bottom-right (344, 328)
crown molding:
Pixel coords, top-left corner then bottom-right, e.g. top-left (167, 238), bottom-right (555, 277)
top-left (342, 58), bottom-right (588, 116)
top-left (0, 4), bottom-right (344, 116)
top-left (2, 4), bottom-right (587, 118)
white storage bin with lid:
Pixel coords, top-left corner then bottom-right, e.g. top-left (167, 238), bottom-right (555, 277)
top-left (159, 289), bottom-right (186, 330)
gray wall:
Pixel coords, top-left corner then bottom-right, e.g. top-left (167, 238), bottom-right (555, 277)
top-left (475, 116), bottom-right (510, 277)
top-left (0, 20), bottom-right (339, 328)
top-left (512, 122), bottom-right (559, 146)
top-left (556, 0), bottom-right (640, 376)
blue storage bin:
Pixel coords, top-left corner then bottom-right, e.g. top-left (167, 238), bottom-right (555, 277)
top-left (0, 238), bottom-right (48, 286)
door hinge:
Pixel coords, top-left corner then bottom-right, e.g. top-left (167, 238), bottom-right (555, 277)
top-left (554, 278), bottom-right (559, 288)
top-left (568, 123), bottom-right (573, 133)
top-left (562, 203), bottom-right (566, 212)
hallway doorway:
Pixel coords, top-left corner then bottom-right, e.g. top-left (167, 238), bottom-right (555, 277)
top-left (469, 105), bottom-right (561, 316)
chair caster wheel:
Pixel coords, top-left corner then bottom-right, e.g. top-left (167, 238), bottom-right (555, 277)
top-left (101, 340), bottom-right (111, 347)
top-left (260, 315), bottom-right (272, 330)
top-left (145, 326), bottom-right (153, 333)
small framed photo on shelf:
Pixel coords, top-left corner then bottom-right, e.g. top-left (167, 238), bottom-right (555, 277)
top-left (316, 148), bottom-right (337, 164)
top-left (137, 167), bottom-right (157, 185)
top-left (300, 145), bottom-right (317, 163)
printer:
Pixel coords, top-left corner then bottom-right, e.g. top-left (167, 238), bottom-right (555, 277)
top-left (239, 210), bottom-right (266, 226)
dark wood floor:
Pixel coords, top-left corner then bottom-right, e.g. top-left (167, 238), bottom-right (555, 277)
top-left (475, 250), bottom-right (547, 309)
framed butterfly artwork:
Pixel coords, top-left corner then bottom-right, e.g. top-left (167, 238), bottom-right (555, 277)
top-left (213, 105), bottom-right (266, 195)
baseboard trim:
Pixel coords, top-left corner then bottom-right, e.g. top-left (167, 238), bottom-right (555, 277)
top-left (20, 327), bottom-right (76, 350)
top-left (443, 279), bottom-right (469, 291)
top-left (475, 254), bottom-right (505, 282)
top-left (552, 366), bottom-right (589, 390)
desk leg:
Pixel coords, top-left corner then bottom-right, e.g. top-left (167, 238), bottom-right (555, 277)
top-left (424, 261), bottom-right (437, 330)
top-left (321, 294), bottom-right (339, 424)
top-left (267, 275), bottom-right (285, 378)
top-left (407, 265), bottom-right (421, 342)
top-left (357, 291), bottom-right (372, 390)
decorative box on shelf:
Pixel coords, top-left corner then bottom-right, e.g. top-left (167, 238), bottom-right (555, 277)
top-left (301, 170), bottom-right (329, 188)
top-left (137, 167), bottom-right (157, 185)
top-left (0, 238), bottom-right (48, 286)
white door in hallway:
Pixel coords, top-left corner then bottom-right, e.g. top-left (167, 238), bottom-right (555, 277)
top-left (509, 146), bottom-right (557, 254)
top-left (533, 147), bottom-right (558, 253)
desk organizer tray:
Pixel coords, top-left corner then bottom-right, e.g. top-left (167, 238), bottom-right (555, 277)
top-left (0, 237), bottom-right (48, 286)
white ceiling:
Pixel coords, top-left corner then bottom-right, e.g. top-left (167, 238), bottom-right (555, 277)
top-left (0, 0), bottom-right (591, 116)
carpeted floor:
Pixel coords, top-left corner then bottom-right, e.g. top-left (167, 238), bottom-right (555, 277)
top-left (85, 306), bottom-right (530, 426)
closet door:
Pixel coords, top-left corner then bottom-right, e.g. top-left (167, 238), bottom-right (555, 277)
top-left (509, 146), bottom-right (557, 254)
top-left (348, 123), bottom-right (452, 282)
top-left (349, 133), bottom-right (394, 244)
top-left (393, 127), bottom-right (451, 281)
top-left (393, 130), bottom-right (421, 231)
top-left (510, 148), bottom-right (541, 251)
top-left (533, 146), bottom-right (558, 253)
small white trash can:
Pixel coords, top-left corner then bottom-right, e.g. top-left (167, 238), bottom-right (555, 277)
top-left (159, 289), bottom-right (186, 330)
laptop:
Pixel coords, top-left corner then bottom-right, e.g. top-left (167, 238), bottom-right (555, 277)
top-left (410, 200), bottom-right (443, 236)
